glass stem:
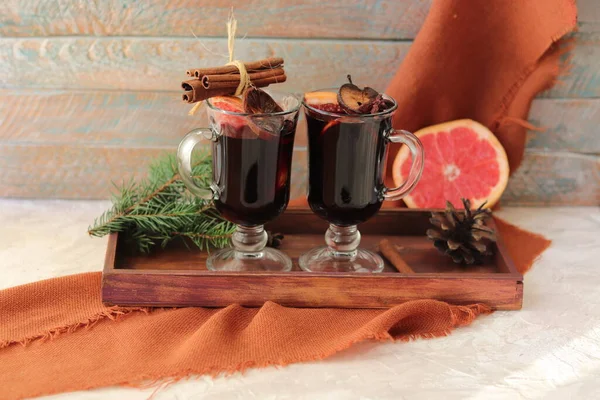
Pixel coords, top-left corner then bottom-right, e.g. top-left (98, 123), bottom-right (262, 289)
top-left (231, 225), bottom-right (268, 259)
top-left (325, 224), bottom-right (361, 261)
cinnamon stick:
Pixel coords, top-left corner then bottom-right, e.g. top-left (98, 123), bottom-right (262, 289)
top-left (181, 75), bottom-right (287, 103)
top-left (181, 80), bottom-right (232, 103)
top-left (182, 90), bottom-right (193, 103)
top-left (181, 79), bottom-right (205, 103)
top-left (183, 57), bottom-right (286, 103)
top-left (202, 67), bottom-right (285, 88)
top-left (186, 57), bottom-right (284, 79)
top-left (204, 74), bottom-right (287, 90)
top-left (181, 79), bottom-right (204, 92)
top-left (379, 239), bottom-right (414, 273)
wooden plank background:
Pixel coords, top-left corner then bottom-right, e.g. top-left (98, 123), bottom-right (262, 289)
top-left (0, 0), bottom-right (598, 206)
top-left (0, 35), bottom-right (598, 98)
top-left (0, 1), bottom-right (429, 39)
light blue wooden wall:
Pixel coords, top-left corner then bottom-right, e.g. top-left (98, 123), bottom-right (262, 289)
top-left (0, 0), bottom-right (598, 205)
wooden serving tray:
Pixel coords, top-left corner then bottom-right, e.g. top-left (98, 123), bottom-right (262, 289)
top-left (102, 209), bottom-right (523, 310)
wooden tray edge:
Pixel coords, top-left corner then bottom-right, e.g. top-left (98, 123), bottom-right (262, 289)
top-left (102, 272), bottom-right (523, 310)
top-left (102, 209), bottom-right (524, 310)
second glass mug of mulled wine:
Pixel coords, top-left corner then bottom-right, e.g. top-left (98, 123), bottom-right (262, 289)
top-left (177, 88), bottom-right (300, 272)
top-left (300, 85), bottom-right (425, 273)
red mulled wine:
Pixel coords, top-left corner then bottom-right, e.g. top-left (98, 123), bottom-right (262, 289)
top-left (299, 85), bottom-right (424, 273)
top-left (178, 89), bottom-right (301, 272)
top-left (212, 119), bottom-right (296, 226)
top-left (305, 104), bottom-right (392, 226)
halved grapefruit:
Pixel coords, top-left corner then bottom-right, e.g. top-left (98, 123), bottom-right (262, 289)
top-left (392, 119), bottom-right (509, 209)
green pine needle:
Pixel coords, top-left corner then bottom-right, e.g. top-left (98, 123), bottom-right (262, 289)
top-left (88, 152), bottom-right (235, 253)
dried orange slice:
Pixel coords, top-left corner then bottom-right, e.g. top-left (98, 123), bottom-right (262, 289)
top-left (210, 96), bottom-right (251, 138)
top-left (243, 88), bottom-right (284, 140)
top-left (210, 95), bottom-right (243, 111)
top-left (304, 91), bottom-right (338, 106)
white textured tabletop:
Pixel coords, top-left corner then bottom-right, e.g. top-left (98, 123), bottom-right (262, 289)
top-left (1, 200), bottom-right (599, 400)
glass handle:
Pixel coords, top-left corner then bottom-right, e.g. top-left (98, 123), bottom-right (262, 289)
top-left (384, 129), bottom-right (425, 201)
top-left (177, 128), bottom-right (216, 200)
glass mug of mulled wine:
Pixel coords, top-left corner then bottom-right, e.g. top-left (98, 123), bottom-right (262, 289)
top-left (300, 85), bottom-right (425, 273)
top-left (177, 88), bottom-right (300, 272)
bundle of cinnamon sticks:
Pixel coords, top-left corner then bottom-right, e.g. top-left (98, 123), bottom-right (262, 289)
top-left (182, 57), bottom-right (286, 103)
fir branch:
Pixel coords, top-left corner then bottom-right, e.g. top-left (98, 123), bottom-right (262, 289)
top-left (171, 231), bottom-right (233, 239)
top-left (89, 154), bottom-right (209, 236)
top-left (88, 152), bottom-right (235, 253)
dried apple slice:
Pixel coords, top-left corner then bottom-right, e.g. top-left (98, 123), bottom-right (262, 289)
top-left (337, 75), bottom-right (379, 114)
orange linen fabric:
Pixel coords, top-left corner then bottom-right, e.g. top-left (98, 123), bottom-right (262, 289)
top-left (0, 218), bottom-right (549, 399)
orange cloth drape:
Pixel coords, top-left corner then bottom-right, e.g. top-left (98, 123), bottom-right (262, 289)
top-left (0, 218), bottom-right (550, 399)
top-left (385, 0), bottom-right (577, 173)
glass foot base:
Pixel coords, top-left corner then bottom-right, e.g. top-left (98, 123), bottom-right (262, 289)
top-left (207, 247), bottom-right (292, 272)
top-left (298, 247), bottom-right (385, 273)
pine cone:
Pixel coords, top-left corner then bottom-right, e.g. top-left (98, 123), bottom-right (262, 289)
top-left (266, 231), bottom-right (284, 249)
top-left (426, 198), bottom-right (496, 264)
